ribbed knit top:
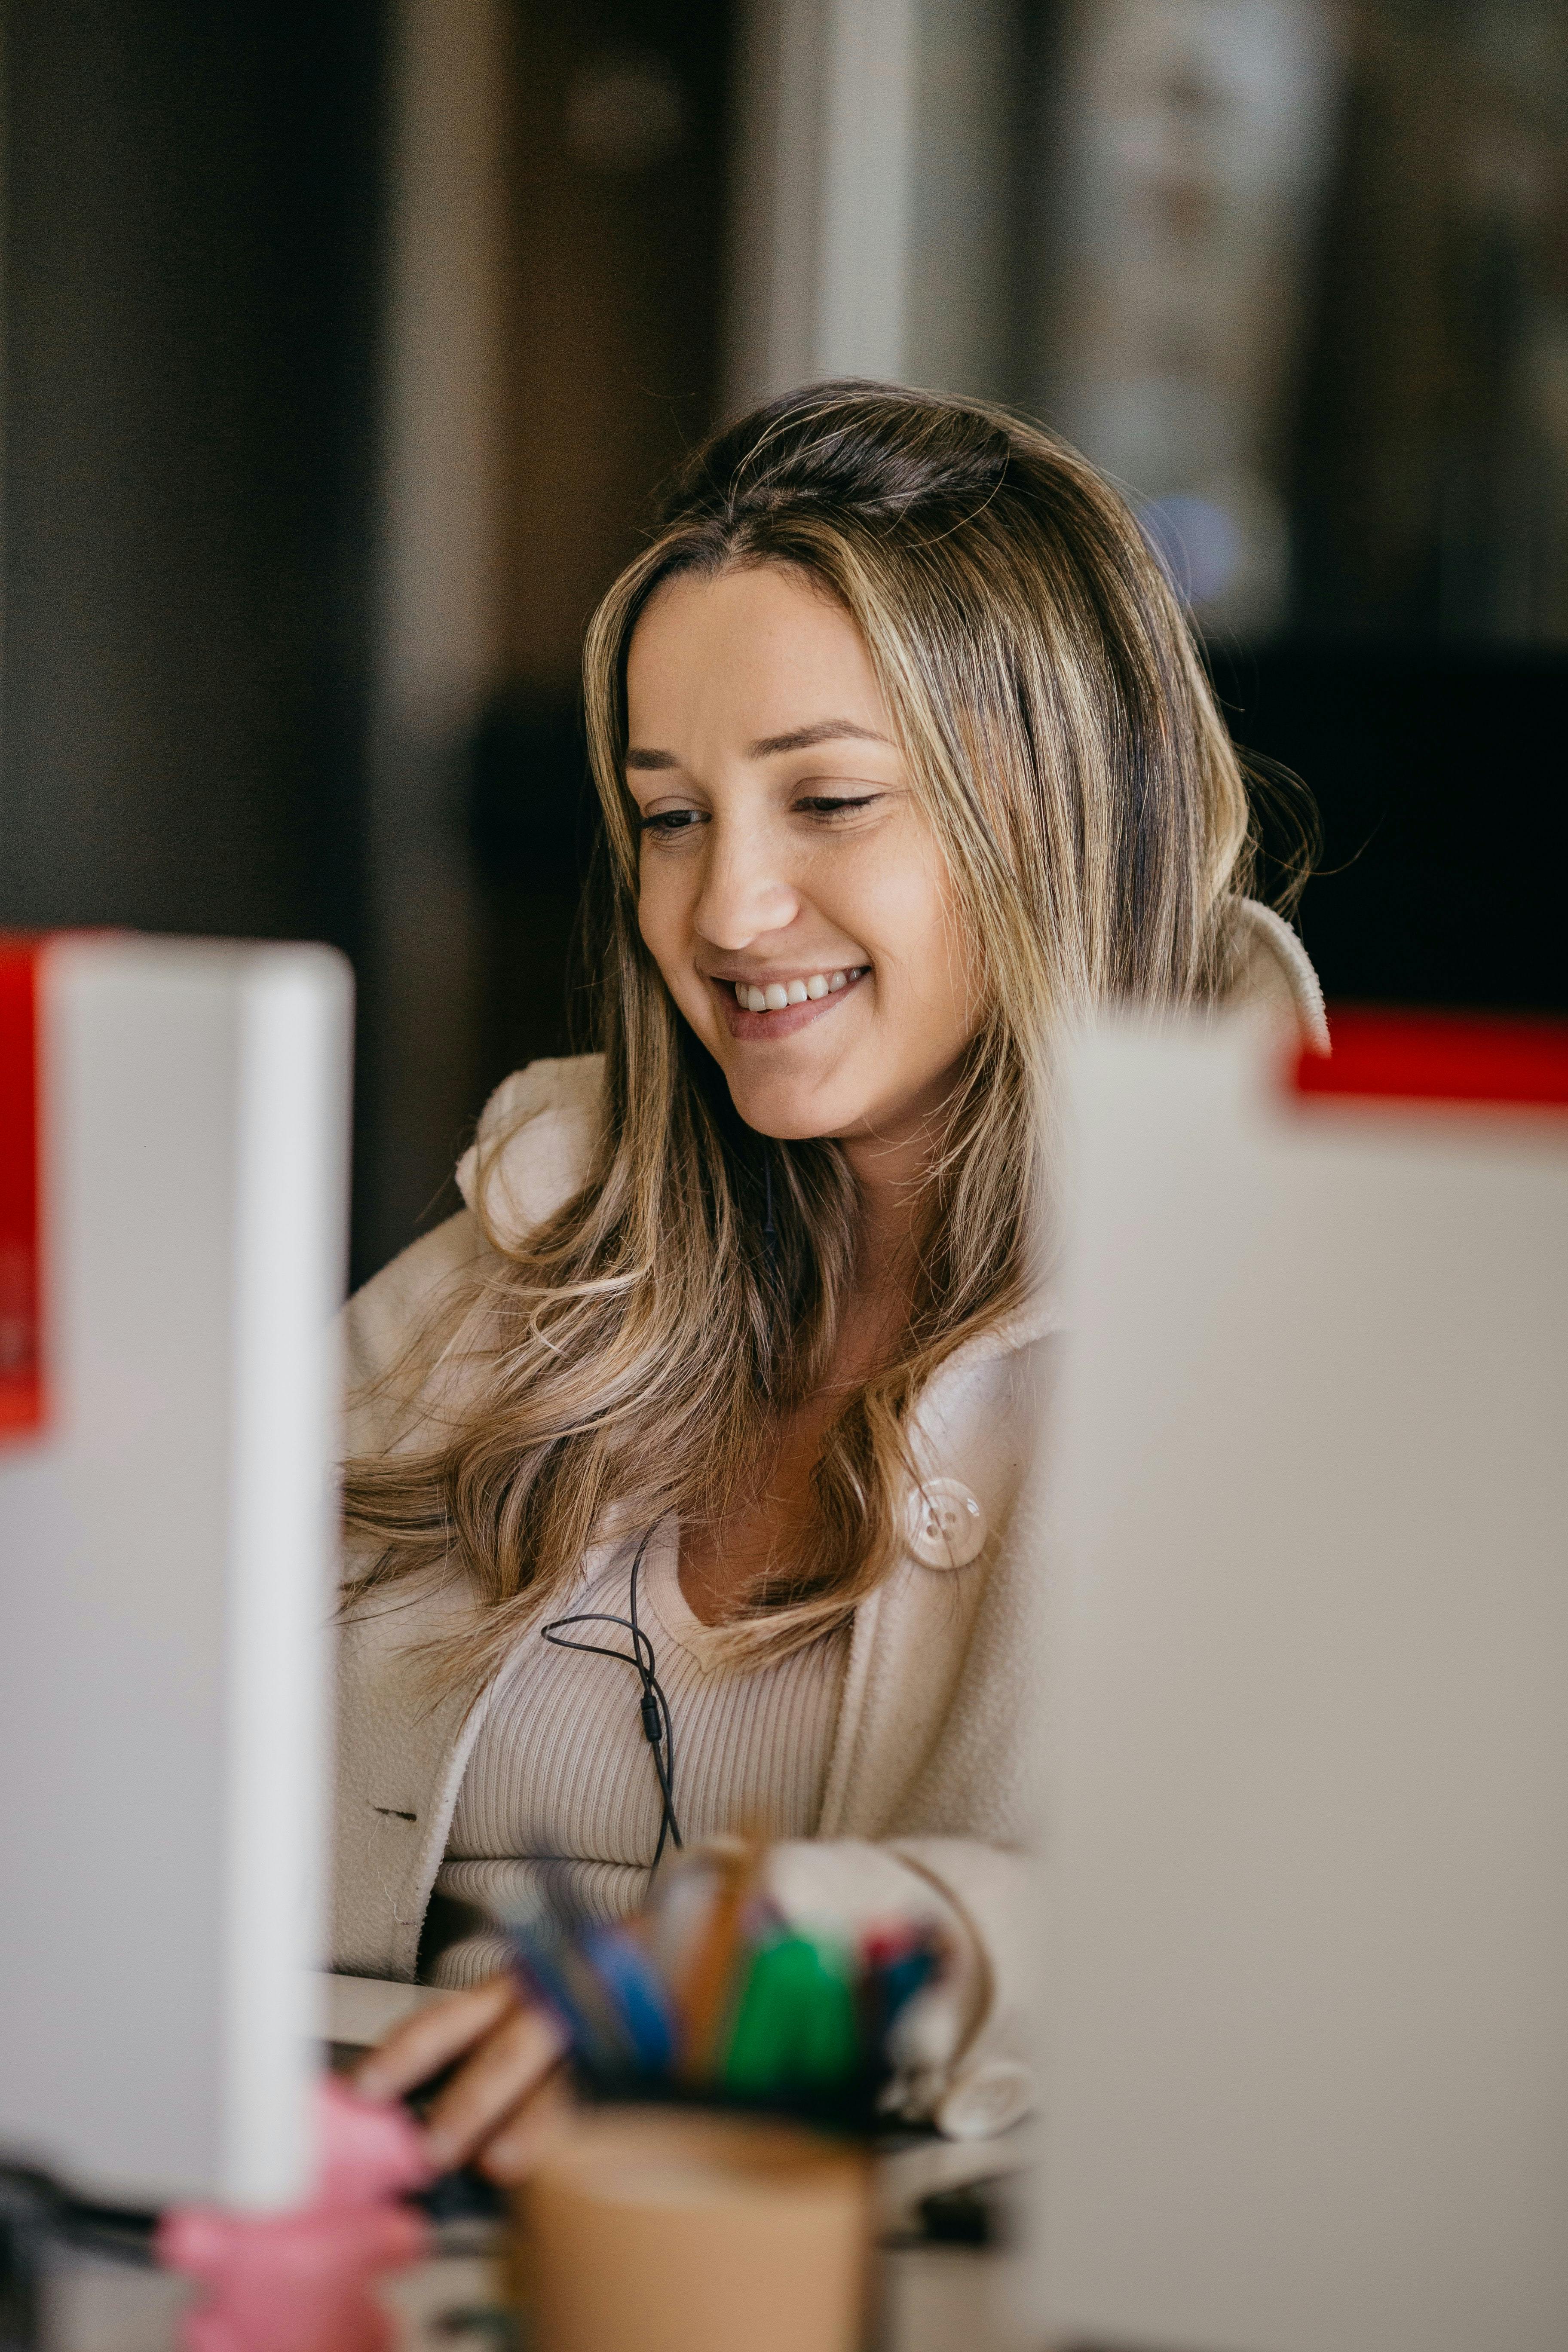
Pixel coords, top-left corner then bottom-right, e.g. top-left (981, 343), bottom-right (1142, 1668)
top-left (423, 1522), bottom-right (851, 1988)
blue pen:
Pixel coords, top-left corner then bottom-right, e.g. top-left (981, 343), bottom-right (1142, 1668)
top-left (581, 1926), bottom-right (677, 2073)
top-left (508, 1924), bottom-right (627, 2069)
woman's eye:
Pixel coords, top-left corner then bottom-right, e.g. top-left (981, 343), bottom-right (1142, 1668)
top-left (796, 793), bottom-right (882, 819)
top-left (638, 808), bottom-right (706, 836)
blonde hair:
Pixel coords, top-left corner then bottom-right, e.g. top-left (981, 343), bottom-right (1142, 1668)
top-left (343, 381), bottom-right (1257, 1687)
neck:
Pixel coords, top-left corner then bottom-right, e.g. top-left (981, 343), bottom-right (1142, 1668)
top-left (838, 1123), bottom-right (936, 1310)
top-left (835, 1056), bottom-right (969, 1288)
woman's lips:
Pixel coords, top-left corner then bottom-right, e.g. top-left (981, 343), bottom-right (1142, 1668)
top-left (711, 967), bottom-right (869, 1042)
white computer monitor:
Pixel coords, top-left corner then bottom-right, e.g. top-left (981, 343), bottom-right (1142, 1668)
top-left (0, 935), bottom-right (352, 2210)
top-left (1035, 1011), bottom-right (1568, 2352)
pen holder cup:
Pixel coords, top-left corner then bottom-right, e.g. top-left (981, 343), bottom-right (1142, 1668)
top-left (514, 2105), bottom-right (871, 2352)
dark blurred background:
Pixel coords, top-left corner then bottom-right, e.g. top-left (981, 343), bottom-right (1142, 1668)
top-left (2, 0), bottom-right (1564, 1283)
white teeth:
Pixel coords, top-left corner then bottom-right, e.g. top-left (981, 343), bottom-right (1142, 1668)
top-left (735, 968), bottom-right (863, 1014)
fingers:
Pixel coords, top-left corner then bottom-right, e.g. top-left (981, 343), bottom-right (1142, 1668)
top-left (476, 2066), bottom-right (575, 2184)
top-left (420, 2000), bottom-right (568, 2174)
top-left (355, 1974), bottom-right (520, 2104)
top-left (352, 1966), bottom-right (571, 2180)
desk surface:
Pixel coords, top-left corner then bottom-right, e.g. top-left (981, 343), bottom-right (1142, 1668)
top-left (49, 2233), bottom-right (1033, 2352)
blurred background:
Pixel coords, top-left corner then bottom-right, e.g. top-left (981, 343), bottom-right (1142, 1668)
top-left (2, 0), bottom-right (1565, 1282)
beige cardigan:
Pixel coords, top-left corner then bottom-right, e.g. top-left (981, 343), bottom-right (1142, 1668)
top-left (332, 901), bottom-right (1326, 2138)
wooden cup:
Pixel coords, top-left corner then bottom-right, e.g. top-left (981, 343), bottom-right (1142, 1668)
top-left (516, 2107), bottom-right (871, 2352)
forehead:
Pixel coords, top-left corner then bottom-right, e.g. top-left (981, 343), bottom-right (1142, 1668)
top-left (625, 563), bottom-right (888, 744)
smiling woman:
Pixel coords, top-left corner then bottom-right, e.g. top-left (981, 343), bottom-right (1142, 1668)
top-left (334, 383), bottom-right (1326, 2178)
top-left (628, 565), bottom-right (977, 1155)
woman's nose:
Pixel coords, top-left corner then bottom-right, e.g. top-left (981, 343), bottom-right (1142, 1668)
top-left (692, 824), bottom-right (800, 950)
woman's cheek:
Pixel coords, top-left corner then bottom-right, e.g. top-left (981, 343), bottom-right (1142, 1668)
top-left (636, 879), bottom-right (681, 989)
top-left (639, 905), bottom-right (718, 1046)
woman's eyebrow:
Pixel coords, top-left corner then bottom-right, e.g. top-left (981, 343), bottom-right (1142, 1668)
top-left (626, 719), bottom-right (891, 771)
top-left (748, 719), bottom-right (891, 757)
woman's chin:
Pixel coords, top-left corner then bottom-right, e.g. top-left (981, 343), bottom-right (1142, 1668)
top-left (723, 1070), bottom-right (855, 1143)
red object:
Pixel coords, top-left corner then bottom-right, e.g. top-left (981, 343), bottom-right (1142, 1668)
top-left (1295, 1007), bottom-right (1568, 1111)
top-left (0, 936), bottom-right (44, 1437)
top-left (156, 2078), bottom-right (434, 2352)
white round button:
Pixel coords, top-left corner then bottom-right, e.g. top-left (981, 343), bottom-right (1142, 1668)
top-left (905, 1477), bottom-right (988, 1570)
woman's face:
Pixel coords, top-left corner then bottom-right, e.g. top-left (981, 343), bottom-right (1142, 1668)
top-left (625, 562), bottom-right (981, 1155)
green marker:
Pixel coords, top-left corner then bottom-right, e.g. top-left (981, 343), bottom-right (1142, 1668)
top-left (720, 1932), bottom-right (861, 2096)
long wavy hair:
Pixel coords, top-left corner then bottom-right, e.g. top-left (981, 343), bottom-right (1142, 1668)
top-left (343, 381), bottom-right (1260, 1687)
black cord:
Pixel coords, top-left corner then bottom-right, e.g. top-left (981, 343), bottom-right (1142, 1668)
top-left (540, 1529), bottom-right (683, 1869)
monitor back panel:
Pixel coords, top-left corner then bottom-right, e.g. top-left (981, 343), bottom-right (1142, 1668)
top-left (0, 936), bottom-right (351, 2208)
top-left (1038, 1018), bottom-right (1568, 2352)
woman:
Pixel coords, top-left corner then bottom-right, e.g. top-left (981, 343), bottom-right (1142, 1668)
top-left (338, 382), bottom-right (1326, 2178)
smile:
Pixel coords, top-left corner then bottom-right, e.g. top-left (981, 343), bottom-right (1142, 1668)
top-left (710, 965), bottom-right (870, 1041)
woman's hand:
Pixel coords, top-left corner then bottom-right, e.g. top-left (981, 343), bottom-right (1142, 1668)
top-left (354, 1972), bottom-right (571, 2183)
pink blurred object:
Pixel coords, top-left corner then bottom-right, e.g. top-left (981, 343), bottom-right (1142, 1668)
top-left (155, 2077), bottom-right (434, 2352)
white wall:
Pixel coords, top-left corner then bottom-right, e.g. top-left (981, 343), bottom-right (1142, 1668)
top-left (723, 0), bottom-right (1020, 411)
